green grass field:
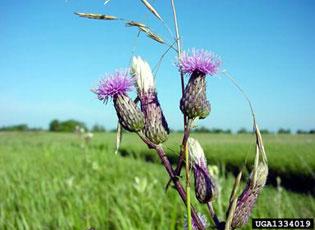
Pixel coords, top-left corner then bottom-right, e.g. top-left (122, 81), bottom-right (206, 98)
top-left (116, 132), bottom-right (315, 194)
top-left (0, 132), bottom-right (314, 229)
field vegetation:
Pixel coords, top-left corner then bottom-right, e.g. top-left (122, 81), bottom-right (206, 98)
top-left (0, 132), bottom-right (314, 229)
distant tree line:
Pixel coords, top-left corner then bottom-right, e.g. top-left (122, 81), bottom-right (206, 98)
top-left (187, 126), bottom-right (315, 134)
top-left (49, 119), bottom-right (106, 132)
top-left (237, 128), bottom-right (315, 134)
top-left (91, 124), bottom-right (106, 132)
top-left (0, 120), bottom-right (107, 133)
top-left (237, 128), bottom-right (291, 134)
top-left (0, 124), bottom-right (42, 131)
top-left (49, 119), bottom-right (87, 132)
top-left (192, 126), bottom-right (232, 134)
top-left (297, 129), bottom-right (315, 134)
top-left (237, 128), bottom-right (293, 134)
top-left (1, 121), bottom-right (314, 134)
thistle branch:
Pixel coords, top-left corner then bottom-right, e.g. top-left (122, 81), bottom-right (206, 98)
top-left (137, 132), bottom-right (205, 230)
top-left (207, 202), bottom-right (222, 229)
top-left (165, 118), bottom-right (192, 190)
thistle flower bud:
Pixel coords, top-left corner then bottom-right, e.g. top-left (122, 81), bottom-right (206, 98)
top-left (180, 72), bottom-right (210, 119)
top-left (188, 138), bottom-right (218, 203)
top-left (113, 94), bottom-right (145, 132)
top-left (231, 161), bottom-right (268, 229)
top-left (93, 70), bottom-right (145, 132)
top-left (178, 49), bottom-right (221, 120)
top-left (131, 56), bottom-right (169, 144)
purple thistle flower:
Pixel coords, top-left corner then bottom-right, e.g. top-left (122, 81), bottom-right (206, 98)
top-left (94, 70), bottom-right (134, 102)
top-left (92, 69), bottom-right (144, 132)
top-left (178, 49), bottom-right (221, 75)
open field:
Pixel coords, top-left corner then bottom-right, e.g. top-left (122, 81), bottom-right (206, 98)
top-left (101, 132), bottom-right (315, 193)
top-left (0, 132), bottom-right (314, 229)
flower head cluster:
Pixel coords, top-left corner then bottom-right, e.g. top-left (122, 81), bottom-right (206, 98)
top-left (94, 70), bottom-right (134, 102)
top-left (178, 49), bottom-right (221, 75)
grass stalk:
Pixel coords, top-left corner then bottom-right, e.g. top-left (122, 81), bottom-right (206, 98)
top-left (169, 1), bottom-right (193, 228)
top-left (185, 140), bottom-right (192, 230)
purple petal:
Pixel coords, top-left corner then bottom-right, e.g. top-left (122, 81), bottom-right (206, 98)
top-left (178, 49), bottom-right (221, 75)
top-left (94, 70), bottom-right (134, 102)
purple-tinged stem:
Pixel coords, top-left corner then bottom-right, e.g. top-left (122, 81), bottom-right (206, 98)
top-left (176, 119), bottom-right (191, 174)
top-left (207, 202), bottom-right (223, 230)
top-left (165, 119), bottom-right (191, 190)
top-left (137, 132), bottom-right (205, 230)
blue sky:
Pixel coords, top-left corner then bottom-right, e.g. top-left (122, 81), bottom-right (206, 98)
top-left (1, 0), bottom-right (315, 131)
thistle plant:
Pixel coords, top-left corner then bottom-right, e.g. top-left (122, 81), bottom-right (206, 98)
top-left (77, 1), bottom-right (269, 229)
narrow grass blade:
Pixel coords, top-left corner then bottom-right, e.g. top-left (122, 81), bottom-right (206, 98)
top-left (225, 171), bottom-right (242, 230)
top-left (115, 123), bottom-right (122, 155)
top-left (229, 171), bottom-right (242, 202)
top-left (254, 122), bottom-right (268, 164)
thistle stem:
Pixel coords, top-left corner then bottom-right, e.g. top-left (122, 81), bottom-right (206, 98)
top-left (207, 202), bottom-right (222, 229)
top-left (165, 119), bottom-right (191, 190)
top-left (137, 132), bottom-right (205, 230)
top-left (178, 119), bottom-right (191, 173)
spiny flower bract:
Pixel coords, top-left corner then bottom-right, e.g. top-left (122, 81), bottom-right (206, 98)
top-left (94, 70), bottom-right (134, 102)
top-left (178, 49), bottom-right (221, 75)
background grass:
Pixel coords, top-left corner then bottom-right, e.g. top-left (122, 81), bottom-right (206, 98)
top-left (0, 132), bottom-right (314, 229)
top-left (115, 132), bottom-right (315, 194)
